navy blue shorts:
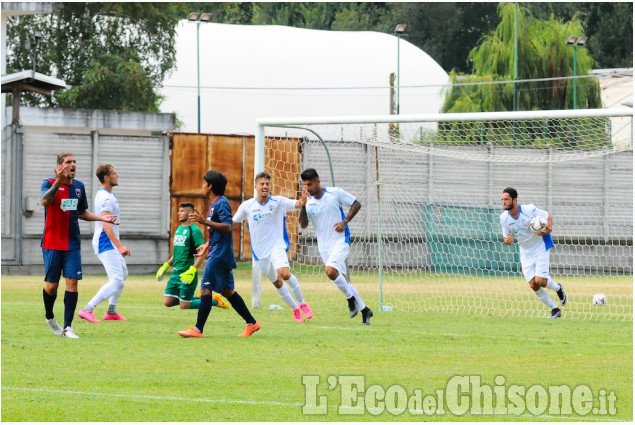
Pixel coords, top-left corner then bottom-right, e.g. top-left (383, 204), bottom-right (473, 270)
top-left (43, 249), bottom-right (82, 283)
top-left (200, 260), bottom-right (234, 293)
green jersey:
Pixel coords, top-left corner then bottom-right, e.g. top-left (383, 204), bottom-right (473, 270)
top-left (172, 224), bottom-right (205, 272)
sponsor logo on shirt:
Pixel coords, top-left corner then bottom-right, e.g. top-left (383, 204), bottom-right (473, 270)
top-left (60, 198), bottom-right (78, 211)
top-left (307, 205), bottom-right (325, 216)
top-left (174, 234), bottom-right (188, 246)
top-left (253, 210), bottom-right (274, 222)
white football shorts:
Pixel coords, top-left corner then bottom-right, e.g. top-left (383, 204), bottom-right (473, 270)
top-left (320, 239), bottom-right (350, 276)
top-left (258, 244), bottom-right (290, 282)
top-left (520, 249), bottom-right (551, 282)
top-left (97, 249), bottom-right (129, 284)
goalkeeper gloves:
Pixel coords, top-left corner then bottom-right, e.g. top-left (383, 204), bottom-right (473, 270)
top-left (180, 265), bottom-right (198, 285)
top-left (156, 262), bottom-right (170, 281)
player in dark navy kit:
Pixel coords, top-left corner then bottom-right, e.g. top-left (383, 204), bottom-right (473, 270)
top-left (177, 170), bottom-right (260, 338)
top-left (40, 153), bottom-right (118, 338)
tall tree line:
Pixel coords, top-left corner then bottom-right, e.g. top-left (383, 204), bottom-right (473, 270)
top-left (6, 2), bottom-right (632, 111)
top-left (190, 2), bottom-right (632, 72)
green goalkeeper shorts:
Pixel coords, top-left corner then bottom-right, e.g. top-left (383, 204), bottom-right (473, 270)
top-left (164, 271), bottom-right (198, 301)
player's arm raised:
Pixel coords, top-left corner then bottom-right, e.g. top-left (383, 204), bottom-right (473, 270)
top-left (299, 188), bottom-right (309, 229)
top-left (40, 164), bottom-right (72, 207)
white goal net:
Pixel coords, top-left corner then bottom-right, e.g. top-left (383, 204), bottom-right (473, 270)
top-left (253, 109), bottom-right (633, 320)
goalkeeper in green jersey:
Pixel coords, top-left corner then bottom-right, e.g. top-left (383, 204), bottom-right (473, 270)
top-left (157, 202), bottom-right (229, 310)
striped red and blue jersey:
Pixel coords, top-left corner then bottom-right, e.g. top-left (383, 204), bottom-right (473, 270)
top-left (40, 178), bottom-right (89, 251)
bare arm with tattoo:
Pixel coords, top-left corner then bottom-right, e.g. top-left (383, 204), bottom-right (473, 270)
top-left (41, 163), bottom-right (72, 207)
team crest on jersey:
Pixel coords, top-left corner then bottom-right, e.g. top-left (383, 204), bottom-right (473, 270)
top-left (76, 189), bottom-right (82, 198)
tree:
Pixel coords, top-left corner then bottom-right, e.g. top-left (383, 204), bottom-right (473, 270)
top-left (584, 3), bottom-right (633, 69)
top-left (376, 3), bottom-right (500, 73)
top-left (442, 3), bottom-right (602, 113)
top-left (6, 3), bottom-right (186, 111)
top-left (526, 2), bottom-right (633, 69)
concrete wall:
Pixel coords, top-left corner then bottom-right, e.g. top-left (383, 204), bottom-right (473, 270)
top-left (1, 106), bottom-right (176, 275)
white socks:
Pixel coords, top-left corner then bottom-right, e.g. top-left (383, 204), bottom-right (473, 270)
top-left (545, 279), bottom-right (560, 292)
top-left (535, 288), bottom-right (557, 309)
top-left (87, 279), bottom-right (125, 310)
top-left (332, 274), bottom-right (353, 298)
top-left (275, 285), bottom-right (298, 309)
top-left (349, 285), bottom-right (366, 311)
top-left (285, 274), bottom-right (305, 305)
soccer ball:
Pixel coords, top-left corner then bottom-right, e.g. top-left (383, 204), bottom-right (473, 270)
top-left (529, 216), bottom-right (548, 233)
top-left (593, 293), bottom-right (607, 306)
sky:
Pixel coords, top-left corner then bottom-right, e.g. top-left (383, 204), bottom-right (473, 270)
top-left (159, 22), bottom-right (450, 135)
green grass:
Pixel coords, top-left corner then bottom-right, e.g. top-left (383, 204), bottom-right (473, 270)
top-left (1, 271), bottom-right (632, 422)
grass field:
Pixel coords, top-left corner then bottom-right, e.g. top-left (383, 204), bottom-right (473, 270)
top-left (1, 266), bottom-right (632, 422)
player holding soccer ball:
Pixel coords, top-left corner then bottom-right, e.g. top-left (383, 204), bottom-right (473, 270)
top-left (233, 172), bottom-right (313, 322)
top-left (299, 168), bottom-right (373, 325)
top-left (500, 187), bottom-right (567, 318)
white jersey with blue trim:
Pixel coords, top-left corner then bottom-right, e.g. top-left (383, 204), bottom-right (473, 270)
top-left (500, 203), bottom-right (554, 255)
top-left (233, 195), bottom-right (297, 260)
top-left (92, 188), bottom-right (120, 254)
top-left (305, 187), bottom-right (356, 252)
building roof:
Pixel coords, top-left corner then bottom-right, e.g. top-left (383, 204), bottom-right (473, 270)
top-left (1, 70), bottom-right (66, 95)
top-left (160, 23), bottom-right (449, 135)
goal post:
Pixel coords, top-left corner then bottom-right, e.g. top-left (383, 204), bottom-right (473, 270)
top-left (253, 108), bottom-right (633, 320)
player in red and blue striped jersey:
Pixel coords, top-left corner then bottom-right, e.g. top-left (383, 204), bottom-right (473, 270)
top-left (40, 153), bottom-right (118, 339)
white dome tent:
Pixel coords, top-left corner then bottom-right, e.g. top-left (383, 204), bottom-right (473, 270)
top-left (160, 22), bottom-right (449, 135)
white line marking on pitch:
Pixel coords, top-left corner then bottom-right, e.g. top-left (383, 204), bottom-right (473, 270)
top-left (275, 322), bottom-right (632, 347)
top-left (2, 386), bottom-right (303, 407)
top-left (3, 387), bottom-right (625, 421)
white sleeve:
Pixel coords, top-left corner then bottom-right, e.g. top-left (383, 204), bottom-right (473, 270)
top-left (335, 187), bottom-right (356, 208)
top-left (500, 214), bottom-right (510, 237)
top-left (534, 207), bottom-right (549, 219)
top-left (232, 202), bottom-right (246, 223)
top-left (282, 197), bottom-right (298, 212)
top-left (97, 192), bottom-right (114, 214)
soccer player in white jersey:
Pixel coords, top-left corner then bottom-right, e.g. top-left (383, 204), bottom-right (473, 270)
top-left (500, 187), bottom-right (567, 319)
top-left (299, 168), bottom-right (373, 325)
top-left (78, 164), bottom-right (131, 323)
top-left (233, 172), bottom-right (313, 322)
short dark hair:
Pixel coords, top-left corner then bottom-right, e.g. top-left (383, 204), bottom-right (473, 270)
top-left (255, 171), bottom-right (271, 183)
top-left (179, 202), bottom-right (195, 211)
top-left (301, 168), bottom-right (319, 181)
top-left (96, 163), bottom-right (114, 183)
top-left (57, 152), bottom-right (74, 165)
top-left (503, 187), bottom-right (518, 199)
top-left (204, 170), bottom-right (227, 196)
